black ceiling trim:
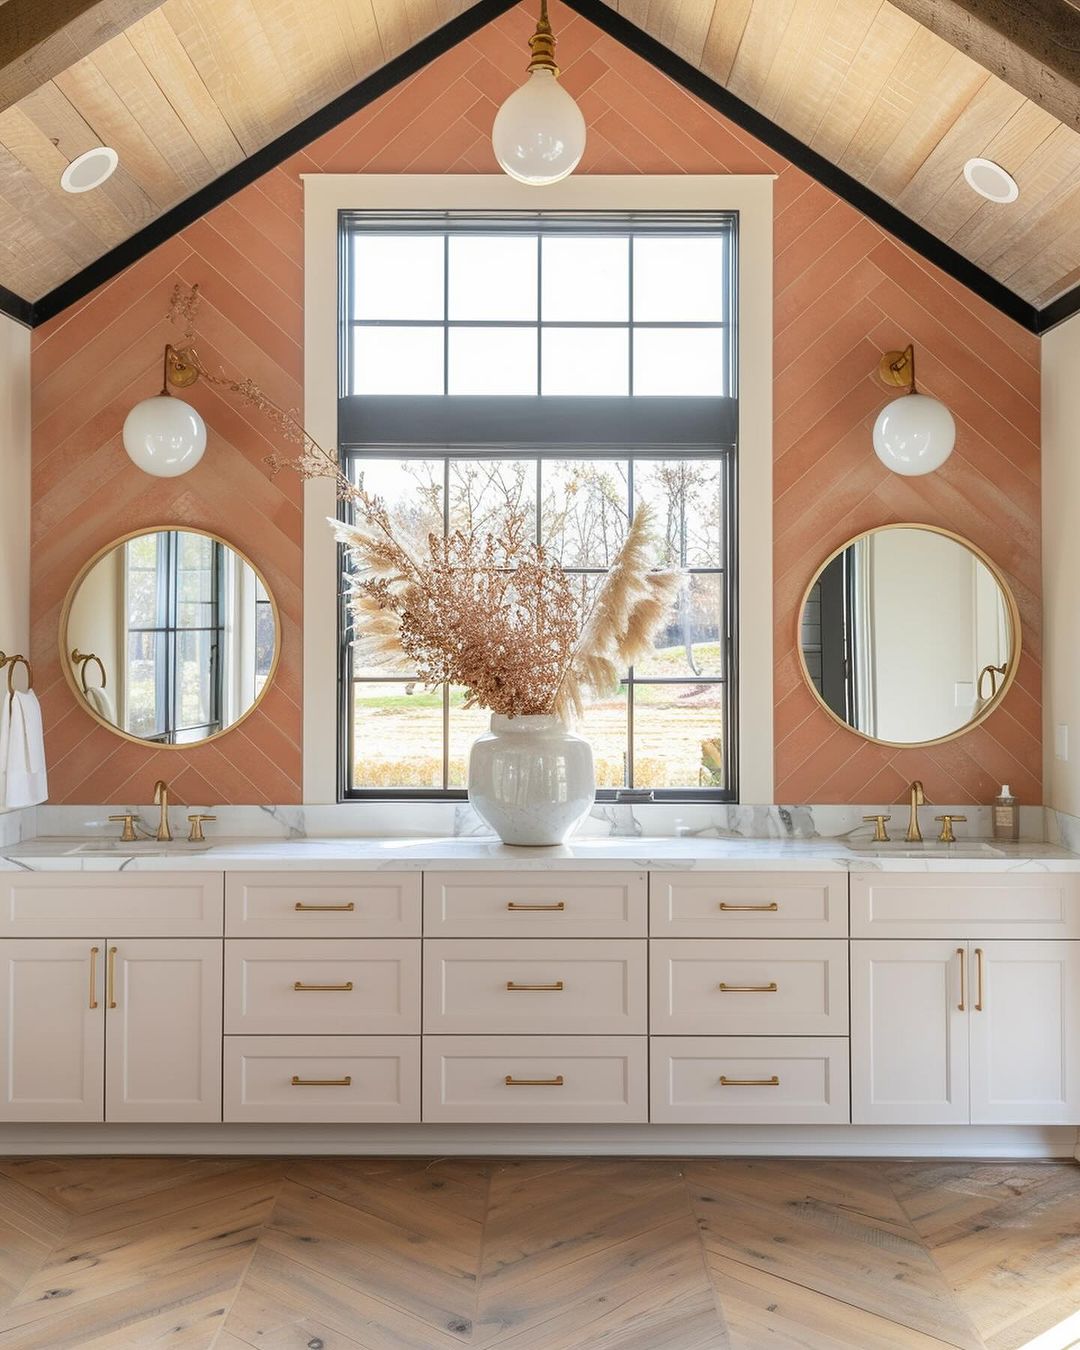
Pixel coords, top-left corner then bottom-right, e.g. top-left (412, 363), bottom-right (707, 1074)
top-left (21, 0), bottom-right (520, 328)
top-left (0, 281), bottom-right (33, 328)
top-left (1036, 281), bottom-right (1080, 334)
top-left (4, 0), bottom-right (1078, 334)
top-left (563, 0), bottom-right (1051, 335)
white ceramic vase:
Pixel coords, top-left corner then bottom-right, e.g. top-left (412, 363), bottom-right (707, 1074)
top-left (468, 714), bottom-right (595, 846)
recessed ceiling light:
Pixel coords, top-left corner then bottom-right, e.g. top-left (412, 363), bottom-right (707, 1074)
top-left (60, 147), bottom-right (119, 194)
top-left (963, 157), bottom-right (1019, 204)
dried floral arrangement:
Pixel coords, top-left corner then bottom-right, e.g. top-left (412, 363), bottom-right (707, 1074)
top-left (164, 283), bottom-right (680, 720)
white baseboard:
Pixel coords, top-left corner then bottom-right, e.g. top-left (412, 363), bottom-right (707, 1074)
top-left (0, 1123), bottom-right (1076, 1158)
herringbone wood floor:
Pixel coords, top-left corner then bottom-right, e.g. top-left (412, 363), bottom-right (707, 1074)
top-left (0, 1157), bottom-right (1076, 1348)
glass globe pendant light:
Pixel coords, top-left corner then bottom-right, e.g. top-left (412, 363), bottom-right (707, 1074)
top-left (122, 344), bottom-right (207, 478)
top-left (492, 0), bottom-right (586, 186)
top-left (872, 343), bottom-right (956, 477)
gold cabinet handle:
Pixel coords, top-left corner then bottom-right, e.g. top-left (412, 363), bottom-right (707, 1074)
top-left (88, 946), bottom-right (99, 1010)
top-left (975, 947), bottom-right (984, 1011)
top-left (718, 981), bottom-right (778, 992)
top-left (506, 980), bottom-right (564, 991)
top-left (719, 902), bottom-right (779, 912)
top-left (505, 1075), bottom-right (564, 1086)
top-left (957, 946), bottom-right (966, 1012)
top-left (294, 902), bottom-right (355, 912)
top-left (107, 946), bottom-right (117, 1009)
top-left (291, 1075), bottom-right (352, 1087)
top-left (720, 1075), bottom-right (780, 1086)
top-left (507, 901), bottom-right (565, 911)
top-left (293, 981), bottom-right (354, 992)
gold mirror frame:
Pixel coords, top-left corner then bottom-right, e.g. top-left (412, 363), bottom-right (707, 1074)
top-left (796, 522), bottom-right (1022, 749)
top-left (58, 525), bottom-right (282, 749)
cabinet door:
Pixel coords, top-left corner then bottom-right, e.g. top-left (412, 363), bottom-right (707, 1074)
top-left (105, 939), bottom-right (223, 1123)
top-left (970, 940), bottom-right (1080, 1124)
top-left (851, 940), bottom-right (969, 1124)
top-left (0, 939), bottom-right (105, 1121)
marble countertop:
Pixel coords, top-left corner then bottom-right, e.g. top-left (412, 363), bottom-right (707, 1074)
top-left (2, 835), bottom-right (1079, 872)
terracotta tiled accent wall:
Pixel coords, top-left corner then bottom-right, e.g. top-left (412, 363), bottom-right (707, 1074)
top-left (30, 0), bottom-right (1041, 805)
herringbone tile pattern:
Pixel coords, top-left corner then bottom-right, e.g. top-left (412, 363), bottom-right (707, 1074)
top-left (0, 1156), bottom-right (1076, 1348)
top-left (30, 0), bottom-right (1042, 805)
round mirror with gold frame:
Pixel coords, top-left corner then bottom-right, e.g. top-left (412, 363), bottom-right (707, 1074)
top-left (797, 523), bottom-right (1021, 748)
top-left (60, 526), bottom-right (280, 747)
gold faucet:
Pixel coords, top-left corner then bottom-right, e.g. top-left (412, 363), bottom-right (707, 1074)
top-left (152, 779), bottom-right (172, 842)
top-left (905, 780), bottom-right (925, 843)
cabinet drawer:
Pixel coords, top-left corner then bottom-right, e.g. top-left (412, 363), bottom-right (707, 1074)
top-left (225, 940), bottom-right (420, 1035)
top-left (423, 939), bottom-right (646, 1034)
top-left (651, 1037), bottom-right (850, 1123)
top-left (422, 1035), bottom-right (647, 1122)
top-left (650, 871), bottom-right (847, 937)
top-left (650, 939), bottom-right (848, 1035)
top-left (224, 1036), bottom-right (419, 1122)
top-left (226, 872), bottom-right (420, 937)
top-left (851, 873), bottom-right (1080, 938)
top-left (423, 871), bottom-right (646, 937)
top-left (0, 873), bottom-right (223, 937)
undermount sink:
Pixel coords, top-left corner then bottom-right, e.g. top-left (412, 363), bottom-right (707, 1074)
top-left (65, 840), bottom-right (212, 856)
top-left (846, 841), bottom-right (1006, 859)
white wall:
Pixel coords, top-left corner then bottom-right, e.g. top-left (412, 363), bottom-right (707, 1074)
top-left (1043, 311), bottom-right (1080, 815)
top-left (0, 313), bottom-right (30, 669)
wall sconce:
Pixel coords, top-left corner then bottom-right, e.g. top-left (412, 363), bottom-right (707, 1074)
top-left (492, 0), bottom-right (586, 186)
top-left (122, 345), bottom-right (206, 478)
top-left (872, 343), bottom-right (956, 477)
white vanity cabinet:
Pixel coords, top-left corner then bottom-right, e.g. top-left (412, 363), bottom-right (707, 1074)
top-left (0, 873), bottom-right (226, 1123)
top-left (850, 874), bottom-right (1080, 1126)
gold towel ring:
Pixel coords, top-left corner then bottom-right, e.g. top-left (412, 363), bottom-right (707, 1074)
top-left (977, 662), bottom-right (1007, 702)
top-left (0, 652), bottom-right (33, 701)
top-left (71, 649), bottom-right (107, 693)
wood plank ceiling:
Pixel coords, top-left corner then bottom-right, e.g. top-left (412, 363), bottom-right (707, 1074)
top-left (609, 0), bottom-right (1080, 309)
top-left (1, 0), bottom-right (1079, 317)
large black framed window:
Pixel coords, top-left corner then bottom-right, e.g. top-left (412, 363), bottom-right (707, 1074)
top-left (337, 211), bottom-right (738, 803)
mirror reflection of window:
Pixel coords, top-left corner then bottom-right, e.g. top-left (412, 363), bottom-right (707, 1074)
top-left (65, 528), bottom-right (277, 747)
top-left (800, 527), bottom-right (1016, 746)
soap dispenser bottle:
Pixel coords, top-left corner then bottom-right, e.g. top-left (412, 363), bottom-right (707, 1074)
top-left (992, 784), bottom-right (1019, 842)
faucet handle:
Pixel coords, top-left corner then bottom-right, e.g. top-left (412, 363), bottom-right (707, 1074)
top-left (187, 814), bottom-right (216, 843)
top-left (108, 813), bottom-right (138, 843)
top-left (863, 814), bottom-right (892, 842)
top-left (935, 814), bottom-right (967, 844)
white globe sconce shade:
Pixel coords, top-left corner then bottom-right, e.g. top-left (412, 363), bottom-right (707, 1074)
top-left (872, 344), bottom-right (956, 477)
top-left (123, 394), bottom-right (207, 478)
top-left (493, 69), bottom-right (586, 185)
top-left (493, 1), bottom-right (586, 187)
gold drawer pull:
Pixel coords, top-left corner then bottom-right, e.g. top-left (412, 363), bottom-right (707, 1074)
top-left (718, 981), bottom-right (778, 993)
top-left (975, 946), bottom-right (984, 1011)
top-left (88, 946), bottom-right (99, 1010)
top-left (957, 946), bottom-right (966, 1011)
top-left (507, 901), bottom-right (565, 911)
top-left (293, 981), bottom-right (354, 992)
top-left (295, 902), bottom-right (355, 912)
top-left (720, 1075), bottom-right (780, 1087)
top-left (506, 980), bottom-right (564, 991)
top-left (505, 1075), bottom-right (564, 1086)
top-left (718, 902), bottom-right (779, 912)
top-left (107, 946), bottom-right (117, 1009)
top-left (291, 1075), bottom-right (352, 1087)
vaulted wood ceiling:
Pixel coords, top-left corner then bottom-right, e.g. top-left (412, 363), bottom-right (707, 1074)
top-left (1, 0), bottom-right (1079, 327)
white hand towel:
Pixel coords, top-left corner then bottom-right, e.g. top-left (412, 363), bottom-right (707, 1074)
top-left (3, 690), bottom-right (48, 808)
top-left (0, 692), bottom-right (10, 808)
top-left (84, 684), bottom-right (116, 725)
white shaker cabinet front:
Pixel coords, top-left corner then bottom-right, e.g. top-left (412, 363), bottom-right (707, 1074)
top-left (105, 940), bottom-right (223, 1123)
top-left (850, 940), bottom-right (969, 1124)
top-left (0, 939), bottom-right (105, 1122)
top-left (969, 940), bottom-right (1080, 1124)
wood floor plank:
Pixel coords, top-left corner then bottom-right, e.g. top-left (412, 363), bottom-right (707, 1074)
top-left (0, 1156), bottom-right (1073, 1350)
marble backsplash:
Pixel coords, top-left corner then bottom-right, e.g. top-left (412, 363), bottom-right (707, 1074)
top-left (30, 800), bottom-right (1048, 843)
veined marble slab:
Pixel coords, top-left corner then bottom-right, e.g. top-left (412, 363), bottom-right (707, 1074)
top-left (2, 834), bottom-right (1077, 873)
